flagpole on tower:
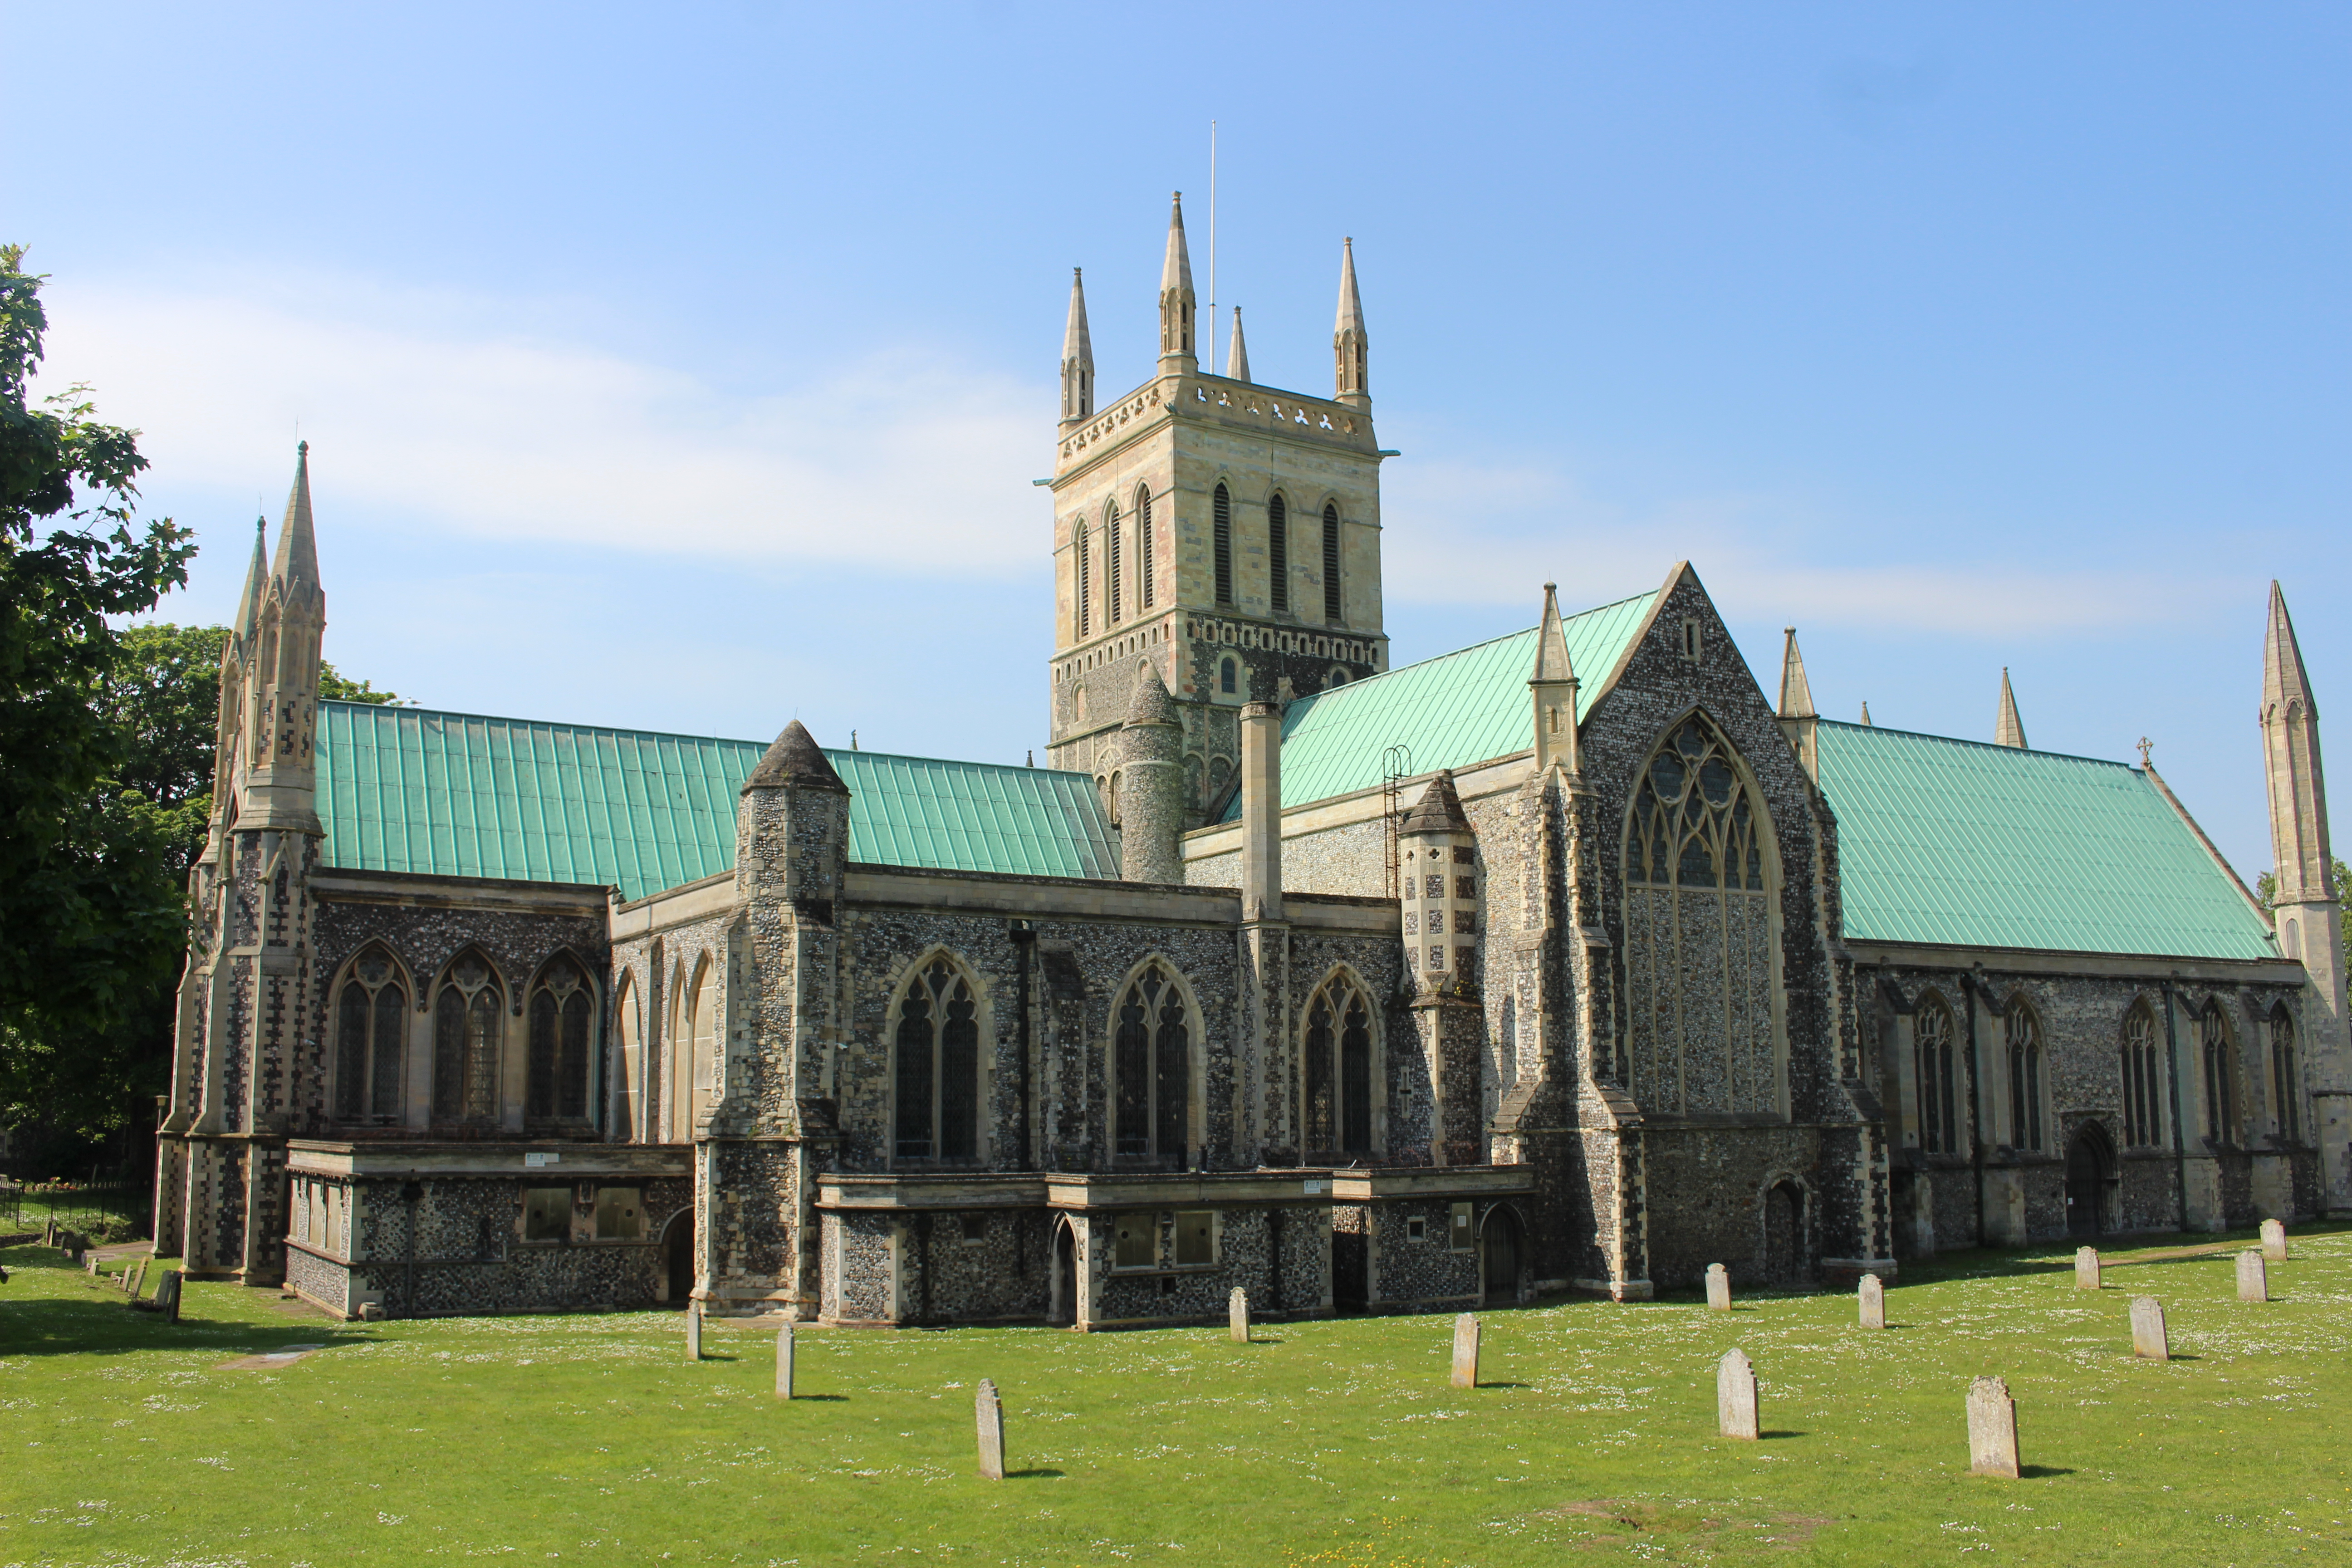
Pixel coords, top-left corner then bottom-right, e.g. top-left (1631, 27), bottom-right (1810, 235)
top-left (1208, 119), bottom-right (1218, 377)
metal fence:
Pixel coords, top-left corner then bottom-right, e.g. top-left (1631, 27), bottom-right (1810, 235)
top-left (0, 1170), bottom-right (152, 1238)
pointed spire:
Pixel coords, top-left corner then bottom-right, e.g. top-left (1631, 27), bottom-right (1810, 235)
top-left (1860, 701), bottom-right (1873, 727)
top-left (2263, 580), bottom-right (2337, 906)
top-left (1124, 658), bottom-right (1180, 727)
top-left (1158, 192), bottom-right (1197, 367)
top-left (744, 719), bottom-right (850, 794)
top-left (1777, 627), bottom-right (1816, 719)
top-left (1995, 668), bottom-right (2028, 749)
top-left (2264, 579), bottom-right (2318, 721)
top-left (269, 441), bottom-right (321, 599)
top-left (1060, 268), bottom-right (1093, 422)
top-left (1333, 237), bottom-right (1369, 407)
top-left (1227, 306), bottom-right (1250, 384)
top-left (1401, 769), bottom-right (1472, 835)
top-left (1529, 582), bottom-right (1580, 774)
top-left (1532, 583), bottom-right (1574, 682)
top-left (233, 515), bottom-right (268, 642)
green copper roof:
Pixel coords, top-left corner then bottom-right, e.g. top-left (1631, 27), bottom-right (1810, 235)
top-left (1223, 590), bottom-right (1658, 821)
top-left (315, 702), bottom-right (1117, 900)
top-left (1815, 720), bottom-right (2275, 960)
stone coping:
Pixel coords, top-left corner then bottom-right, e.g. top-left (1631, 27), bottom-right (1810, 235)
top-left (286, 1140), bottom-right (693, 1178)
top-left (1851, 939), bottom-right (2303, 985)
top-left (817, 1164), bottom-right (1533, 1212)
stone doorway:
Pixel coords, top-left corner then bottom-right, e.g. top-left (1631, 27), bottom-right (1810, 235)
top-left (2065, 1124), bottom-right (2115, 1239)
top-left (660, 1210), bottom-right (693, 1305)
top-left (1762, 1181), bottom-right (1805, 1283)
top-left (1333, 1229), bottom-right (1368, 1312)
top-left (1480, 1206), bottom-right (1522, 1306)
top-left (1048, 1219), bottom-right (1077, 1326)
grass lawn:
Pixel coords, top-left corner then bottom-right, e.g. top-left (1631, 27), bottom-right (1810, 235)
top-left (3, 1230), bottom-right (2348, 1566)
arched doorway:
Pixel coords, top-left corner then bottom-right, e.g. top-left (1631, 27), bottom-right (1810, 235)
top-left (1480, 1206), bottom-right (1522, 1307)
top-left (660, 1209), bottom-right (694, 1305)
top-left (1762, 1182), bottom-right (1805, 1284)
top-left (1049, 1219), bottom-right (1078, 1327)
top-left (2065, 1124), bottom-right (2115, 1239)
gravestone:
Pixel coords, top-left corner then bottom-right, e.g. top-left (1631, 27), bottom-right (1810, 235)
top-left (2236, 1250), bottom-right (2267, 1303)
top-left (1450, 1313), bottom-right (1480, 1389)
top-left (975, 1378), bottom-right (1006, 1480)
top-left (1705, 1263), bottom-right (1731, 1311)
top-left (85, 1253), bottom-right (100, 1275)
top-left (1966, 1376), bottom-right (2020, 1477)
top-left (154, 1269), bottom-right (182, 1325)
top-left (2074, 1247), bottom-right (2100, 1290)
top-left (1858, 1273), bottom-right (1885, 1330)
top-left (1717, 1348), bottom-right (1759, 1440)
top-left (2261, 1219), bottom-right (2288, 1261)
top-left (132, 1259), bottom-right (149, 1298)
top-left (685, 1301), bottom-right (703, 1360)
top-left (1229, 1287), bottom-right (1250, 1343)
top-left (2129, 1295), bottom-right (2169, 1360)
top-left (776, 1323), bottom-right (794, 1400)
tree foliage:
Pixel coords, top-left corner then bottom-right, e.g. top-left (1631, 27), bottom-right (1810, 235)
top-left (2255, 857), bottom-right (2352, 973)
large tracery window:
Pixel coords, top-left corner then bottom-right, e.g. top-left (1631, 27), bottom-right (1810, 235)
top-left (2270, 1007), bottom-right (2300, 1143)
top-left (527, 954), bottom-right (595, 1122)
top-left (1113, 962), bottom-right (1193, 1161)
top-left (1303, 973), bottom-right (1375, 1157)
top-left (1915, 994), bottom-right (1959, 1154)
top-left (334, 946), bottom-right (407, 1122)
top-left (2006, 1000), bottom-right (2045, 1152)
top-left (2121, 1002), bottom-right (2163, 1148)
top-left (432, 951), bottom-right (503, 1123)
top-left (894, 956), bottom-right (981, 1161)
top-left (2200, 1000), bottom-right (2238, 1144)
top-left (1622, 716), bottom-right (1780, 1116)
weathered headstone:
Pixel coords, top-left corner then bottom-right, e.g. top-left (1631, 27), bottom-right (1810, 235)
top-left (1717, 1348), bottom-right (1759, 1440)
top-left (775, 1322), bottom-right (794, 1399)
top-left (1858, 1273), bottom-right (1886, 1330)
top-left (85, 1253), bottom-right (100, 1276)
top-left (2261, 1218), bottom-right (2288, 1261)
top-left (2129, 1295), bottom-right (2169, 1360)
top-left (1228, 1286), bottom-right (1250, 1343)
top-left (2073, 1246), bottom-right (2100, 1290)
top-left (1966, 1376), bottom-right (2020, 1477)
top-left (154, 1269), bottom-right (182, 1325)
top-left (2236, 1250), bottom-right (2267, 1303)
top-left (1705, 1263), bottom-right (1731, 1311)
top-left (132, 1259), bottom-right (149, 1298)
top-left (684, 1300), bottom-right (704, 1359)
top-left (1450, 1313), bottom-right (1480, 1389)
top-left (975, 1377), bottom-right (1006, 1480)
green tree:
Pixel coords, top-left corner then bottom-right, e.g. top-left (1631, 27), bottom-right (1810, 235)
top-left (2255, 857), bottom-right (2352, 973)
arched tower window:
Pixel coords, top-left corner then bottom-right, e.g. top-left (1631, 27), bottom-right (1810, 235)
top-left (1303, 972), bottom-right (1377, 1158)
top-left (2006, 1000), bottom-right (2045, 1152)
top-left (1915, 993), bottom-right (1959, 1154)
top-left (1112, 962), bottom-right (1193, 1162)
top-left (432, 950), bottom-right (504, 1124)
top-left (1219, 657), bottom-right (1236, 696)
top-left (527, 954), bottom-right (596, 1122)
top-left (1267, 492), bottom-right (1289, 614)
top-left (2121, 1002), bottom-right (2163, 1147)
top-left (894, 956), bottom-right (982, 1161)
top-left (2200, 999), bottom-right (2237, 1144)
top-left (334, 946), bottom-right (407, 1122)
top-left (2270, 1006), bottom-right (2300, 1142)
top-left (1105, 501), bottom-right (1123, 625)
top-left (1136, 486), bottom-right (1155, 608)
top-left (1212, 484), bottom-right (1233, 605)
top-left (1074, 521), bottom-right (1092, 639)
top-left (1622, 715), bottom-right (1780, 1115)
top-left (615, 972), bottom-right (643, 1141)
top-left (686, 957), bottom-right (716, 1136)
top-left (1321, 503), bottom-right (1343, 622)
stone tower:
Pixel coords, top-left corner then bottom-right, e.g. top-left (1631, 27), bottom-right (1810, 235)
top-left (1047, 200), bottom-right (1392, 832)
top-left (2260, 582), bottom-right (2352, 1213)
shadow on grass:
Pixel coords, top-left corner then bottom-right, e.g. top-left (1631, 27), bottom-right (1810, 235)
top-left (1004, 1468), bottom-right (1065, 1479)
top-left (788, 1393), bottom-right (850, 1402)
top-left (1475, 1381), bottom-right (1534, 1390)
top-left (2019, 1465), bottom-right (2075, 1479)
top-left (1759, 1430), bottom-right (1808, 1441)
top-left (0, 1294), bottom-right (383, 1357)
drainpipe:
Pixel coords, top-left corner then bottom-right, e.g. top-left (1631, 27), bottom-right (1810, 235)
top-left (2163, 981), bottom-right (2187, 1230)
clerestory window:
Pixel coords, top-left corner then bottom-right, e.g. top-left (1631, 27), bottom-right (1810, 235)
top-left (895, 957), bottom-right (981, 1161)
top-left (334, 945), bottom-right (407, 1122)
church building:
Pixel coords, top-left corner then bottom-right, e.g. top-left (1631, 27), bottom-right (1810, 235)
top-left (153, 197), bottom-right (2350, 1323)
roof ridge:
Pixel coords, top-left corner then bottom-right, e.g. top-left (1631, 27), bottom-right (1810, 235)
top-left (1291, 588), bottom-right (1657, 711)
top-left (1816, 716), bottom-right (2142, 773)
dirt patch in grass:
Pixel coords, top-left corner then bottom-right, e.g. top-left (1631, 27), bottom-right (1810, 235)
top-left (1538, 1497), bottom-right (1835, 1552)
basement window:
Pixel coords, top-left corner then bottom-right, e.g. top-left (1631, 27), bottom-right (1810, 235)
top-left (1174, 1210), bottom-right (1215, 1266)
top-left (524, 1187), bottom-right (572, 1243)
top-left (1114, 1211), bottom-right (1156, 1269)
top-left (960, 1213), bottom-right (989, 1245)
top-left (595, 1187), bottom-right (642, 1240)
top-left (1406, 1215), bottom-right (1428, 1243)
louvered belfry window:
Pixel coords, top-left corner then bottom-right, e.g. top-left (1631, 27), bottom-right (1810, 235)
top-left (1622, 715), bottom-right (1779, 1117)
top-left (895, 957), bottom-right (980, 1161)
top-left (528, 954), bottom-right (595, 1122)
top-left (1114, 963), bottom-right (1191, 1161)
top-left (1321, 503), bottom-right (1343, 622)
top-left (1915, 995), bottom-right (1959, 1154)
top-left (334, 946), bottom-right (407, 1122)
top-left (1074, 522), bottom-right (1092, 638)
top-left (1106, 502), bottom-right (1123, 625)
top-left (1213, 484), bottom-right (1234, 605)
top-left (1137, 486), bottom-right (1155, 608)
top-left (1268, 493), bottom-right (1289, 613)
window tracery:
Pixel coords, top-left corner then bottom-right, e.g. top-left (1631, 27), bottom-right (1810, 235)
top-left (334, 945), bottom-right (407, 1122)
top-left (432, 950), bottom-right (503, 1123)
top-left (527, 954), bottom-right (595, 1122)
top-left (2200, 1000), bottom-right (2237, 1143)
top-left (2006, 1000), bottom-right (2045, 1151)
top-left (1915, 994), bottom-right (1959, 1154)
top-left (2122, 1003), bottom-right (2163, 1147)
top-left (1113, 962), bottom-right (1192, 1161)
top-left (2270, 1007), bottom-right (2300, 1142)
top-left (895, 956), bottom-right (981, 1161)
top-left (1303, 973), bottom-right (1375, 1157)
top-left (1621, 715), bottom-right (1779, 1115)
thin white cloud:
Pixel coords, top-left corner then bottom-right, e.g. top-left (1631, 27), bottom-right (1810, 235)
top-left (35, 273), bottom-right (1049, 573)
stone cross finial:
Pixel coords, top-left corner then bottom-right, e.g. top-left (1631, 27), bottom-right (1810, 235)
top-left (975, 1379), bottom-right (1006, 1480)
top-left (1717, 1349), bottom-right (1759, 1440)
top-left (1450, 1314), bottom-right (1480, 1388)
top-left (1966, 1376), bottom-right (2020, 1477)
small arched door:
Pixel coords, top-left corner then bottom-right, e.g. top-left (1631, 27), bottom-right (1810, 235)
top-left (2065, 1125), bottom-right (2115, 1239)
top-left (1480, 1207), bottom-right (1522, 1307)
top-left (660, 1210), bottom-right (694, 1305)
top-left (1762, 1182), bottom-right (1805, 1284)
top-left (1049, 1219), bottom-right (1078, 1327)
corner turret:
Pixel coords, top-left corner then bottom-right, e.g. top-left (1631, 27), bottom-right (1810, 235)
top-left (1529, 583), bottom-right (1580, 775)
top-left (1333, 237), bottom-right (1368, 409)
top-left (242, 443), bottom-right (325, 835)
top-left (1060, 268), bottom-right (1093, 423)
top-left (1158, 192), bottom-right (1197, 372)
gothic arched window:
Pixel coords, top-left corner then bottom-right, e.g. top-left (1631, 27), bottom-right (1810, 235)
top-left (1136, 486), bottom-right (1155, 608)
top-left (334, 946), bottom-right (407, 1122)
top-left (1267, 492), bottom-right (1290, 613)
top-left (2200, 999), bottom-right (2237, 1144)
top-left (1074, 521), bottom-right (1092, 638)
top-left (527, 954), bottom-right (595, 1122)
top-left (894, 956), bottom-right (981, 1161)
top-left (1213, 483), bottom-right (1234, 605)
top-left (1622, 715), bottom-right (1779, 1115)
top-left (1220, 657), bottom-right (1237, 696)
top-left (1113, 963), bottom-right (1193, 1161)
top-left (1303, 973), bottom-right (1376, 1158)
top-left (1105, 501), bottom-right (1123, 625)
top-left (2006, 1000), bottom-right (2045, 1152)
top-left (2121, 1002), bottom-right (2163, 1147)
top-left (615, 972), bottom-right (643, 1141)
top-left (2270, 1006), bottom-right (2300, 1142)
top-left (432, 950), bottom-right (503, 1123)
top-left (1321, 503), bottom-right (1343, 622)
top-left (1915, 993), bottom-right (1959, 1154)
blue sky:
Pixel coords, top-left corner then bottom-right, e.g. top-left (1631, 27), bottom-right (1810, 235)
top-left (8, 2), bottom-right (2345, 880)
